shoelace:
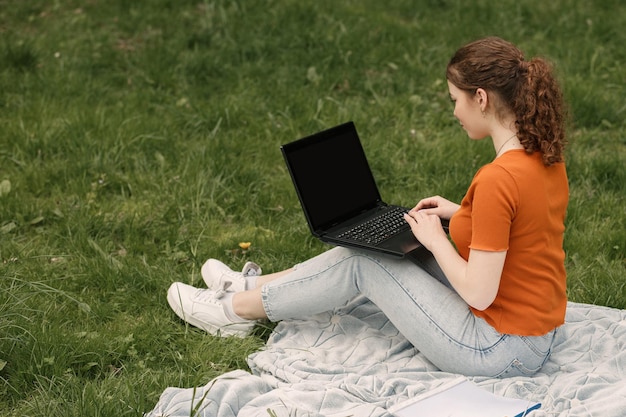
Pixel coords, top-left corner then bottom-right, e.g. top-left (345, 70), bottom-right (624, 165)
top-left (193, 285), bottom-right (230, 303)
top-left (215, 262), bottom-right (261, 294)
top-left (213, 282), bottom-right (232, 299)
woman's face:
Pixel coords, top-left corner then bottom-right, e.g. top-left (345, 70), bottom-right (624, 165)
top-left (447, 80), bottom-right (489, 140)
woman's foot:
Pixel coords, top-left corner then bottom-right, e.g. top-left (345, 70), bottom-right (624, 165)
top-left (201, 259), bottom-right (262, 293)
top-left (166, 282), bottom-right (256, 338)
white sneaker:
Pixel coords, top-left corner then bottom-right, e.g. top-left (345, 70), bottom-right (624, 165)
top-left (200, 259), bottom-right (262, 293)
top-left (166, 282), bottom-right (255, 338)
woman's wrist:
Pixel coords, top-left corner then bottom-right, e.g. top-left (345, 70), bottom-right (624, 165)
top-left (427, 233), bottom-right (452, 254)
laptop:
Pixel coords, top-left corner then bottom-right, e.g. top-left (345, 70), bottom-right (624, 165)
top-left (280, 121), bottom-right (448, 258)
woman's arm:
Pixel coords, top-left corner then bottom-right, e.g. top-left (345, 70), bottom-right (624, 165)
top-left (404, 210), bottom-right (505, 310)
top-left (429, 242), bottom-right (505, 311)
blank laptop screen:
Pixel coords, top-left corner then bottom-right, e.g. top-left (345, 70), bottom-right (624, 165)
top-left (283, 122), bottom-right (381, 231)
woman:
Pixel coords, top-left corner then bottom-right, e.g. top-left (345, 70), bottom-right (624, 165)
top-left (167, 37), bottom-right (569, 377)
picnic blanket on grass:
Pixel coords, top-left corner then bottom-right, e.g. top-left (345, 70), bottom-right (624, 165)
top-left (146, 296), bottom-right (626, 416)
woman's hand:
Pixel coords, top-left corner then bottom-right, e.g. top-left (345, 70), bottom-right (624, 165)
top-left (403, 209), bottom-right (448, 251)
top-left (412, 195), bottom-right (460, 220)
top-left (404, 195), bottom-right (458, 251)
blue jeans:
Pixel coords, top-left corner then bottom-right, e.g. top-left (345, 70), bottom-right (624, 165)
top-left (261, 247), bottom-right (556, 377)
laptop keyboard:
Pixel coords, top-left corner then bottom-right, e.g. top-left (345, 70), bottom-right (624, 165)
top-left (337, 206), bottom-right (410, 245)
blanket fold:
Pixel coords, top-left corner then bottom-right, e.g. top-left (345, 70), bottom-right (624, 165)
top-left (146, 297), bottom-right (626, 417)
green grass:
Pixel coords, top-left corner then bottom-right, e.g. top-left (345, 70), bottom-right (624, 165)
top-left (1, 0), bottom-right (625, 415)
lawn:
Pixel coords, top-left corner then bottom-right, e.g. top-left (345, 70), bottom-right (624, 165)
top-left (1, 0), bottom-right (625, 415)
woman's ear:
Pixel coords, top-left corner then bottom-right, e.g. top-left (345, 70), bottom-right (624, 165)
top-left (475, 88), bottom-right (488, 112)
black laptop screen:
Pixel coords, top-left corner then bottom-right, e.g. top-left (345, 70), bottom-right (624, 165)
top-left (281, 122), bottom-right (382, 231)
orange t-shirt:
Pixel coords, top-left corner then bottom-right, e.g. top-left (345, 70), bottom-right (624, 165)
top-left (449, 150), bottom-right (568, 336)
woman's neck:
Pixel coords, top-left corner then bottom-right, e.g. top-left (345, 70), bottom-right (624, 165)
top-left (495, 133), bottom-right (520, 157)
top-left (491, 120), bottom-right (523, 157)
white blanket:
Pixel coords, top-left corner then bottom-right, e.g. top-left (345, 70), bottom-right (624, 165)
top-left (146, 297), bottom-right (626, 416)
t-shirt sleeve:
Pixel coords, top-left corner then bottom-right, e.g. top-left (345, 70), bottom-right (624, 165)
top-left (469, 164), bottom-right (519, 252)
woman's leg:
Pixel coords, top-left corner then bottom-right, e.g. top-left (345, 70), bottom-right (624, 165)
top-left (230, 271), bottom-right (290, 320)
top-left (236, 246), bottom-right (555, 377)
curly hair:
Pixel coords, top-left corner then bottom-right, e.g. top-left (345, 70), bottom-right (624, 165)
top-left (446, 37), bottom-right (566, 166)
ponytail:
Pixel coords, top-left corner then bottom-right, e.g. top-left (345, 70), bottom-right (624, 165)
top-left (514, 58), bottom-right (566, 166)
top-left (447, 37), bottom-right (567, 166)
